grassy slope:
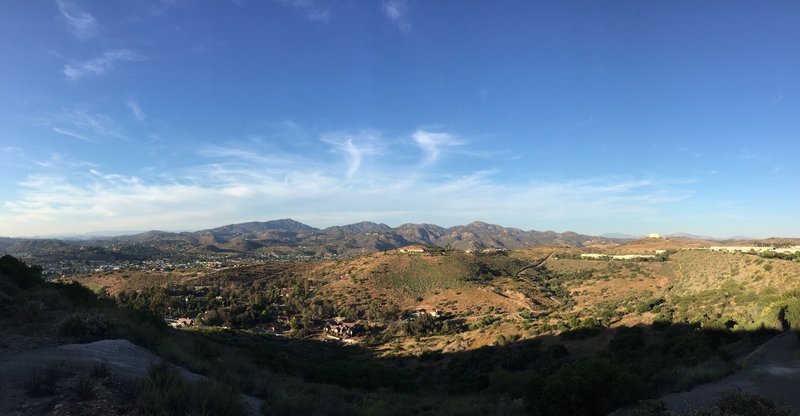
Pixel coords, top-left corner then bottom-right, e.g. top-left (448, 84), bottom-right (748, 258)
top-left (548, 249), bottom-right (800, 331)
top-left (73, 246), bottom-right (800, 354)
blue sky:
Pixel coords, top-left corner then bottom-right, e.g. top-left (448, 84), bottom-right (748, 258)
top-left (1, 1), bottom-right (798, 238)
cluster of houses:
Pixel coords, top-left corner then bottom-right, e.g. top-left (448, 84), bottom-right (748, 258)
top-left (398, 245), bottom-right (510, 255)
top-left (465, 247), bottom-right (509, 254)
top-left (253, 315), bottom-right (290, 335)
top-left (164, 311), bottom-right (371, 342)
top-left (165, 317), bottom-right (194, 328)
top-left (704, 245), bottom-right (800, 254)
top-left (324, 318), bottom-right (366, 338)
top-left (165, 309), bottom-right (449, 344)
top-left (409, 308), bottom-right (442, 319)
top-left (579, 253), bottom-right (658, 260)
top-left (397, 245), bottom-right (429, 254)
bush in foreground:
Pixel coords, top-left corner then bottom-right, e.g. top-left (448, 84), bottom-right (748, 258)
top-left (22, 364), bottom-right (63, 397)
top-left (137, 361), bottom-right (246, 416)
top-left (58, 311), bottom-right (114, 342)
top-left (690, 391), bottom-right (792, 416)
top-left (0, 255), bottom-right (44, 290)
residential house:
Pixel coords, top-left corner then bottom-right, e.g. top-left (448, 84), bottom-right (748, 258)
top-left (324, 320), bottom-right (365, 338)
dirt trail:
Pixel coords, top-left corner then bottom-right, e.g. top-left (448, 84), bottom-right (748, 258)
top-left (515, 251), bottom-right (555, 277)
top-left (662, 331), bottom-right (800, 413)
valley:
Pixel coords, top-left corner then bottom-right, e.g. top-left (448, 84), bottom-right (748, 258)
top-left (3, 220), bottom-right (800, 415)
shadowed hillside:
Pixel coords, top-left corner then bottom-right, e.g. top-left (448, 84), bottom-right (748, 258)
top-left (5, 252), bottom-right (800, 415)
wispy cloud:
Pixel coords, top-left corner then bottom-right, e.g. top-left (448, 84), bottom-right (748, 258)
top-left (0, 146), bottom-right (29, 170)
top-left (52, 127), bottom-right (92, 142)
top-left (769, 92), bottom-right (784, 107)
top-left (126, 100), bottom-right (146, 121)
top-left (56, 0), bottom-right (97, 39)
top-left (274, 0), bottom-right (331, 21)
top-left (0, 126), bottom-right (696, 236)
top-left (2, 161), bottom-right (691, 237)
top-left (48, 107), bottom-right (127, 142)
top-left (1, 146), bottom-right (23, 155)
top-left (35, 153), bottom-right (99, 169)
top-left (62, 49), bottom-right (142, 80)
top-left (197, 144), bottom-right (301, 170)
top-left (321, 132), bottom-right (382, 179)
top-left (738, 149), bottom-right (759, 160)
top-left (145, 0), bottom-right (182, 17)
top-left (123, 0), bottom-right (183, 22)
top-left (412, 129), bottom-right (462, 165)
top-left (340, 139), bottom-right (363, 179)
top-left (382, 0), bottom-right (411, 33)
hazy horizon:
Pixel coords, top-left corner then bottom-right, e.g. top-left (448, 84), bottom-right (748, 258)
top-left (0, 216), bottom-right (776, 241)
top-left (1, 1), bottom-right (798, 238)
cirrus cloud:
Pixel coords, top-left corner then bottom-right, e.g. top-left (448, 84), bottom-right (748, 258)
top-left (56, 0), bottom-right (98, 39)
top-left (412, 129), bottom-right (463, 166)
top-left (63, 49), bottom-right (143, 80)
top-left (382, 0), bottom-right (411, 33)
top-left (1, 127), bottom-right (693, 236)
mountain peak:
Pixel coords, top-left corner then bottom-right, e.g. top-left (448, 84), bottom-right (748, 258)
top-left (324, 222), bottom-right (393, 234)
top-left (204, 219), bottom-right (318, 235)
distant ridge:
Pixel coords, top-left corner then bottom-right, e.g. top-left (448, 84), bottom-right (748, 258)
top-left (601, 232), bottom-right (750, 241)
top-left (666, 232), bottom-right (717, 241)
top-left (324, 222), bottom-right (393, 234)
top-left (201, 219), bottom-right (319, 235)
top-left (0, 218), bottom-right (611, 258)
top-left (601, 233), bottom-right (643, 240)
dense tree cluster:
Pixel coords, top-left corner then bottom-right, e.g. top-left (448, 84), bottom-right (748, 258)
top-left (114, 274), bottom-right (337, 329)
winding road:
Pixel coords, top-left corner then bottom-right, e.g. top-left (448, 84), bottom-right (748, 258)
top-left (515, 251), bottom-right (555, 278)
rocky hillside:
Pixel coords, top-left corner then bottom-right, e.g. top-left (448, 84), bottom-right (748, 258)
top-left (1, 219), bottom-right (607, 261)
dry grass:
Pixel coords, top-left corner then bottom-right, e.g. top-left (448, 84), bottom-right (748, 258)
top-left (66, 243), bottom-right (800, 356)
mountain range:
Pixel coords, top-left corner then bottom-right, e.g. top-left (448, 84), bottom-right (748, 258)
top-left (0, 219), bottom-right (611, 258)
top-left (165, 219), bottom-right (605, 255)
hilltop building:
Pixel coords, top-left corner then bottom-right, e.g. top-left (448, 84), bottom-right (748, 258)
top-left (398, 245), bottom-right (427, 254)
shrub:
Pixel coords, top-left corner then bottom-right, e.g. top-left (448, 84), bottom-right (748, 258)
top-left (560, 327), bottom-right (601, 340)
top-left (782, 298), bottom-right (800, 330)
top-left (91, 361), bottom-right (111, 378)
top-left (137, 362), bottom-right (246, 416)
top-left (59, 312), bottom-right (114, 341)
top-left (635, 298), bottom-right (666, 314)
top-left (56, 281), bottom-right (100, 306)
top-left (262, 384), bottom-right (354, 416)
top-left (469, 315), bottom-right (500, 330)
top-left (547, 344), bottom-right (569, 359)
top-left (561, 317), bottom-right (604, 340)
top-left (405, 313), bottom-right (440, 336)
top-left (0, 255), bottom-right (44, 289)
top-left (692, 391), bottom-right (792, 416)
top-left (653, 314), bottom-right (673, 331)
top-left (12, 298), bottom-right (47, 321)
top-left (627, 400), bottom-right (669, 416)
top-left (73, 374), bottom-right (95, 400)
top-left (22, 364), bottom-right (62, 397)
top-left (527, 357), bottom-right (643, 416)
top-left (609, 326), bottom-right (645, 353)
top-left (0, 289), bottom-right (11, 316)
top-left (499, 344), bottom-right (540, 371)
